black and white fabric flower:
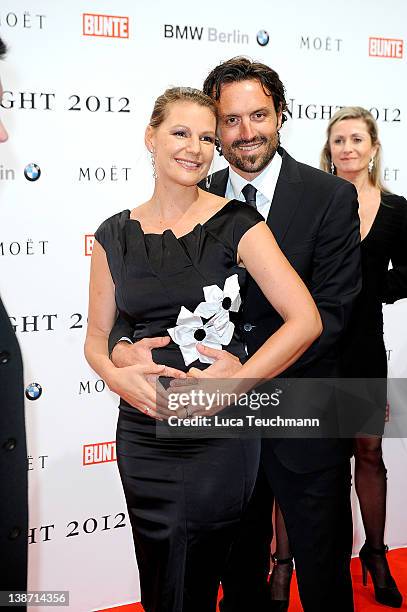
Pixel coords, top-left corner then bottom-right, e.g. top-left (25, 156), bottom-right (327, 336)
top-left (167, 307), bottom-right (223, 366)
top-left (167, 274), bottom-right (242, 366)
top-left (195, 274), bottom-right (241, 319)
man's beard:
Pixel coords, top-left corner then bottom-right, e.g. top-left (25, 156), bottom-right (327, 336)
top-left (222, 134), bottom-right (279, 174)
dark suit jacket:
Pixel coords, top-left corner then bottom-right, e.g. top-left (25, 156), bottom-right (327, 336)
top-left (109, 147), bottom-right (361, 472)
top-left (0, 295), bottom-right (28, 593)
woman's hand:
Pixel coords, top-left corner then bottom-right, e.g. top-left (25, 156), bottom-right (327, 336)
top-left (107, 363), bottom-right (174, 420)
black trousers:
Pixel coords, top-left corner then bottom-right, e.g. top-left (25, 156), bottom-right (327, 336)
top-left (220, 446), bottom-right (354, 612)
top-left (116, 410), bottom-right (260, 612)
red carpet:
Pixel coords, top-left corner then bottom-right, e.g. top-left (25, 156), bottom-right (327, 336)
top-left (98, 548), bottom-right (407, 611)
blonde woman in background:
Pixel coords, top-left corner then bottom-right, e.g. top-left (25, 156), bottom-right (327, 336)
top-left (271, 107), bottom-right (406, 610)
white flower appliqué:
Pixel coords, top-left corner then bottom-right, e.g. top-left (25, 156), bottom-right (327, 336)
top-left (167, 274), bottom-right (241, 366)
top-left (195, 273), bottom-right (242, 319)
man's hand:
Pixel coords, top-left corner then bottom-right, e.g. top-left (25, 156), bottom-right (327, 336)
top-left (111, 336), bottom-right (186, 379)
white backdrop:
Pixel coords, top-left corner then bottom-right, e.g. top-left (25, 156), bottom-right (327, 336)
top-left (1, 1), bottom-right (406, 610)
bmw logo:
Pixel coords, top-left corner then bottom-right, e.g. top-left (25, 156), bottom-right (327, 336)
top-left (256, 30), bottom-right (270, 46)
top-left (25, 382), bottom-right (42, 401)
top-left (24, 163), bottom-right (41, 182)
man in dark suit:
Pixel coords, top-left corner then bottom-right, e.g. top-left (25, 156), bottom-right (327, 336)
top-left (108, 58), bottom-right (361, 611)
top-left (0, 36), bottom-right (28, 602)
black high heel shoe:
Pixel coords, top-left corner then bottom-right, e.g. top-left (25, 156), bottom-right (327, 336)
top-left (359, 542), bottom-right (403, 608)
top-left (269, 554), bottom-right (294, 612)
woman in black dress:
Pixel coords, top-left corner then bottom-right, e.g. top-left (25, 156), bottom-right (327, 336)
top-left (324, 106), bottom-right (405, 607)
top-left (84, 87), bottom-right (321, 612)
top-left (270, 106), bottom-right (406, 610)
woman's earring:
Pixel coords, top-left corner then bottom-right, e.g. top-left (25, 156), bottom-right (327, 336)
top-left (215, 139), bottom-right (223, 157)
top-left (330, 161), bottom-right (335, 174)
top-left (205, 156), bottom-right (214, 190)
top-left (150, 149), bottom-right (157, 180)
top-left (368, 157), bottom-right (375, 173)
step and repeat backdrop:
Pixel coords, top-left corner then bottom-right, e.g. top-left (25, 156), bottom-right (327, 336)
top-left (1, 0), bottom-right (407, 610)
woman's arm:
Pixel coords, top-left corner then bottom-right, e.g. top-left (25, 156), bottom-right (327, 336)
top-left (235, 221), bottom-right (322, 383)
top-left (84, 240), bottom-right (172, 418)
top-left (84, 240), bottom-right (119, 382)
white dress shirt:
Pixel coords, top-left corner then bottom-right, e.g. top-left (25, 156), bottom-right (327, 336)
top-left (225, 150), bottom-right (282, 220)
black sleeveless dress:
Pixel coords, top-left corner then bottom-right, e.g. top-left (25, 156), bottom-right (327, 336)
top-left (94, 200), bottom-right (263, 612)
top-left (339, 192), bottom-right (407, 434)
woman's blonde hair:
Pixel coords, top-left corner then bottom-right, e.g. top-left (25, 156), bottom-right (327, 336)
top-left (320, 106), bottom-right (387, 191)
top-left (149, 86), bottom-right (217, 128)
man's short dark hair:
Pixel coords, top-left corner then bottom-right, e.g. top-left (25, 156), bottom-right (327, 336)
top-left (203, 56), bottom-right (288, 125)
top-left (0, 36), bottom-right (7, 60)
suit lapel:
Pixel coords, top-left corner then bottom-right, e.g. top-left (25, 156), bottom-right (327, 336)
top-left (204, 152), bottom-right (304, 246)
top-left (267, 148), bottom-right (304, 245)
top-left (209, 167), bottom-right (229, 197)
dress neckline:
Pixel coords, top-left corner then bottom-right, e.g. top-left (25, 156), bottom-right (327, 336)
top-left (361, 200), bottom-right (383, 244)
top-left (126, 199), bottom-right (237, 240)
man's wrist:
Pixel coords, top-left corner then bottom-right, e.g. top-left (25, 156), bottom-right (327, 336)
top-left (109, 337), bottom-right (133, 360)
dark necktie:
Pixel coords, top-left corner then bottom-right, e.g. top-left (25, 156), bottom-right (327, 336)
top-left (241, 184), bottom-right (258, 209)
